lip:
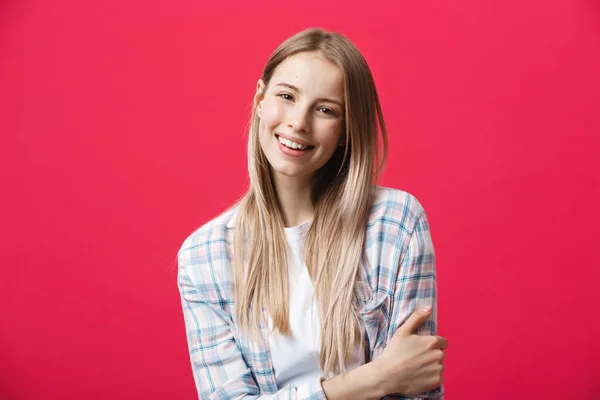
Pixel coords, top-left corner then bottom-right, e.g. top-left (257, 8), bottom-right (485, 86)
top-left (275, 135), bottom-right (313, 157)
top-left (275, 133), bottom-right (313, 148)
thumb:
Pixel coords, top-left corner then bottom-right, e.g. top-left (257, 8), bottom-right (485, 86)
top-left (397, 305), bottom-right (432, 336)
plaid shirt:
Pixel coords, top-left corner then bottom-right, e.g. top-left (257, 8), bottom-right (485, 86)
top-left (177, 186), bottom-right (444, 400)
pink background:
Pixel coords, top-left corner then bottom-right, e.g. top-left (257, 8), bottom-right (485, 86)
top-left (1, 0), bottom-right (599, 399)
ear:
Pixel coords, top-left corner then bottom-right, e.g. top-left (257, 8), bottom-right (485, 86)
top-left (254, 79), bottom-right (266, 118)
top-left (337, 133), bottom-right (347, 147)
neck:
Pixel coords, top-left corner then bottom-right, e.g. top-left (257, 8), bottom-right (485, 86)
top-left (272, 172), bottom-right (314, 228)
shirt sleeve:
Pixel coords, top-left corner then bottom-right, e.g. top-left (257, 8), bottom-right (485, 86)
top-left (385, 209), bottom-right (444, 400)
top-left (177, 248), bottom-right (328, 400)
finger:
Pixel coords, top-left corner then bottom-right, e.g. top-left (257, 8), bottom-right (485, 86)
top-left (397, 305), bottom-right (433, 336)
top-left (435, 336), bottom-right (449, 349)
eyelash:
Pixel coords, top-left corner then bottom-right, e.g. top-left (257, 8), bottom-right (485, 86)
top-left (279, 93), bottom-right (294, 101)
top-left (277, 93), bottom-right (338, 117)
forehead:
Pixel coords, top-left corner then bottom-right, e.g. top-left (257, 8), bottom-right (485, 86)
top-left (270, 52), bottom-right (344, 99)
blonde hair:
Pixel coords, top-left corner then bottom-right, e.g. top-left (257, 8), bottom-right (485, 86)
top-left (233, 28), bottom-right (388, 376)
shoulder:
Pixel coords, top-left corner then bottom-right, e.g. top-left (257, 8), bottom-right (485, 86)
top-left (368, 186), bottom-right (428, 236)
top-left (359, 186), bottom-right (432, 306)
top-left (360, 187), bottom-right (433, 299)
top-left (178, 205), bottom-right (238, 257)
top-left (177, 206), bottom-right (239, 303)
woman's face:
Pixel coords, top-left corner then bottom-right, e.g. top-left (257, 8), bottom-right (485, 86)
top-left (255, 52), bottom-right (345, 182)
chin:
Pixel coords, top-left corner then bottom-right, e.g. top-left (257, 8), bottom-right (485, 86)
top-left (272, 166), bottom-right (308, 178)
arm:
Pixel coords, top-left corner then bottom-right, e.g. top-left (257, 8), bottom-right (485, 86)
top-left (178, 248), bottom-right (325, 399)
top-left (321, 362), bottom-right (387, 400)
top-left (179, 246), bottom-right (401, 400)
top-left (385, 208), bottom-right (444, 399)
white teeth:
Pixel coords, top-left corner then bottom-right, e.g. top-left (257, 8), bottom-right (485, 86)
top-left (278, 136), bottom-right (309, 150)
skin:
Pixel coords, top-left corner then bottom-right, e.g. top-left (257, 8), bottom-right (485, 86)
top-left (322, 307), bottom-right (448, 399)
top-left (253, 51), bottom-right (448, 398)
top-left (254, 51), bottom-right (345, 228)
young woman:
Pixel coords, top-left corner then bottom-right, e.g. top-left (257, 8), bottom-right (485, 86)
top-left (177, 28), bottom-right (447, 400)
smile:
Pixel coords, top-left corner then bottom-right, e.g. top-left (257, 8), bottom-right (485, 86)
top-left (276, 135), bottom-right (311, 150)
top-left (275, 134), bottom-right (314, 157)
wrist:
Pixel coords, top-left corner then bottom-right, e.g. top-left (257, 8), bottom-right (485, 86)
top-left (362, 360), bottom-right (390, 399)
top-left (369, 358), bottom-right (405, 397)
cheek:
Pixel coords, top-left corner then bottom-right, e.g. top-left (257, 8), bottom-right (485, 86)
top-left (260, 100), bottom-right (284, 128)
top-left (319, 122), bottom-right (344, 149)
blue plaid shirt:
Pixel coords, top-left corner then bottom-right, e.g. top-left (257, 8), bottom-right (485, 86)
top-left (177, 186), bottom-right (444, 399)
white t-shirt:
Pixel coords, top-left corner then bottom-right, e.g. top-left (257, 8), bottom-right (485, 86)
top-left (268, 220), bottom-right (365, 389)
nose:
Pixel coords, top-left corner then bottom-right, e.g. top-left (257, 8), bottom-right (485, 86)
top-left (287, 105), bottom-right (311, 133)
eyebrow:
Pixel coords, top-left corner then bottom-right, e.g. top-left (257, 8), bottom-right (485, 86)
top-left (275, 82), bottom-right (344, 108)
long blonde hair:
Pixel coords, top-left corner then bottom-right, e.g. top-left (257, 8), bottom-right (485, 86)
top-left (233, 28), bottom-right (388, 376)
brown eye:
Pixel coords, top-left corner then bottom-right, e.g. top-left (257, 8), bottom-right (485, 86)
top-left (318, 107), bottom-right (336, 116)
top-left (278, 93), bottom-right (293, 101)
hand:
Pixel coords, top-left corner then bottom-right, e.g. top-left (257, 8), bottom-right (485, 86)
top-left (376, 306), bottom-right (448, 396)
